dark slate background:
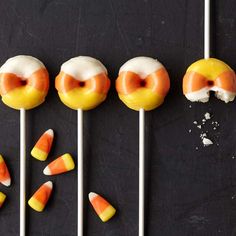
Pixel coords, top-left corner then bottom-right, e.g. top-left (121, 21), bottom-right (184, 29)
top-left (0, 0), bottom-right (236, 235)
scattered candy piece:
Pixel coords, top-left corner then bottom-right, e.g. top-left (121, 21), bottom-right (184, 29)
top-left (43, 153), bottom-right (75, 176)
top-left (28, 181), bottom-right (53, 212)
top-left (0, 192), bottom-right (6, 208)
top-left (89, 192), bottom-right (116, 222)
top-left (0, 155), bottom-right (11, 187)
top-left (31, 129), bottom-right (54, 161)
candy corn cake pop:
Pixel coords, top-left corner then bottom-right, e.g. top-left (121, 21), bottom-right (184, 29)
top-left (55, 56), bottom-right (110, 110)
top-left (116, 56), bottom-right (170, 236)
top-left (183, 58), bottom-right (236, 103)
top-left (55, 56), bottom-right (111, 236)
top-left (0, 55), bottom-right (49, 110)
top-left (116, 56), bottom-right (170, 111)
top-left (0, 55), bottom-right (49, 236)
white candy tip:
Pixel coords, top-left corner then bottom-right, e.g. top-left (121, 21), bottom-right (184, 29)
top-left (89, 192), bottom-right (98, 201)
top-left (43, 166), bottom-right (51, 175)
top-left (45, 181), bottom-right (53, 189)
top-left (1, 179), bottom-right (11, 187)
top-left (45, 129), bottom-right (54, 137)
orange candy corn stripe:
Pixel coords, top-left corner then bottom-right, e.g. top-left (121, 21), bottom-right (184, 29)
top-left (0, 155), bottom-right (11, 187)
top-left (55, 72), bottom-right (110, 94)
top-left (183, 71), bottom-right (236, 94)
top-left (43, 153), bottom-right (75, 176)
top-left (0, 68), bottom-right (49, 95)
top-left (28, 181), bottom-right (53, 212)
top-left (116, 68), bottom-right (170, 96)
top-left (31, 129), bottom-right (54, 161)
top-left (89, 192), bottom-right (116, 222)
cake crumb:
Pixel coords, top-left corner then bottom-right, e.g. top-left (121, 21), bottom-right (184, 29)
top-left (204, 112), bottom-right (211, 120)
top-left (197, 125), bottom-right (202, 129)
top-left (193, 121), bottom-right (197, 125)
top-left (202, 137), bottom-right (213, 146)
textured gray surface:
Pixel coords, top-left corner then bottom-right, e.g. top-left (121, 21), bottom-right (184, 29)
top-left (0, 0), bottom-right (236, 235)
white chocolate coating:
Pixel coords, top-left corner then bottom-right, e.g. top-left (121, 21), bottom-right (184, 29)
top-left (119, 56), bottom-right (164, 79)
top-left (185, 86), bottom-right (236, 103)
top-left (60, 56), bottom-right (107, 81)
top-left (0, 55), bottom-right (45, 80)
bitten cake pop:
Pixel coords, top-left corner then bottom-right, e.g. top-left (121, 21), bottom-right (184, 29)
top-left (55, 56), bottom-right (110, 236)
top-left (183, 58), bottom-right (236, 103)
top-left (0, 55), bottom-right (49, 236)
top-left (116, 56), bottom-right (170, 236)
top-left (183, 0), bottom-right (236, 104)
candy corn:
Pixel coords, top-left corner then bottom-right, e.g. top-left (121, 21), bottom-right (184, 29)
top-left (43, 153), bottom-right (75, 176)
top-left (31, 129), bottom-right (54, 161)
top-left (0, 192), bottom-right (6, 208)
top-left (28, 181), bottom-right (53, 212)
top-left (89, 192), bottom-right (116, 222)
top-left (0, 155), bottom-right (11, 187)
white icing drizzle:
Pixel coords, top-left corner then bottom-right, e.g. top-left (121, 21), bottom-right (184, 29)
top-left (0, 55), bottom-right (45, 80)
top-left (119, 56), bottom-right (164, 79)
top-left (61, 56), bottom-right (107, 81)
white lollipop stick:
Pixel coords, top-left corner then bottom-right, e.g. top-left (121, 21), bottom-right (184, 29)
top-left (139, 108), bottom-right (145, 236)
top-left (20, 108), bottom-right (26, 236)
top-left (77, 109), bottom-right (83, 236)
top-left (204, 0), bottom-right (211, 59)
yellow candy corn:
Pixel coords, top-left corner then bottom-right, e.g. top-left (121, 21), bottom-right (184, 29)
top-left (89, 192), bottom-right (116, 222)
top-left (28, 181), bottom-right (53, 212)
top-left (31, 129), bottom-right (54, 161)
top-left (0, 192), bottom-right (6, 208)
top-left (43, 153), bottom-right (75, 176)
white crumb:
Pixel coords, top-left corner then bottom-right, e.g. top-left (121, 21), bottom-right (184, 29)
top-left (232, 156), bottom-right (235, 159)
top-left (188, 129), bottom-right (192, 133)
top-left (189, 105), bottom-right (192, 108)
top-left (204, 112), bottom-right (211, 120)
top-left (202, 137), bottom-right (213, 146)
top-left (202, 119), bottom-right (206, 122)
top-left (195, 147), bottom-right (199, 150)
top-left (193, 121), bottom-right (197, 125)
top-left (197, 125), bottom-right (202, 129)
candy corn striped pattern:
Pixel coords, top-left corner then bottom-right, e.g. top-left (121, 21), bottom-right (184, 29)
top-left (43, 153), bottom-right (75, 176)
top-left (0, 192), bottom-right (6, 208)
top-left (28, 181), bottom-right (53, 212)
top-left (89, 192), bottom-right (116, 222)
top-left (0, 155), bottom-right (11, 187)
top-left (31, 129), bottom-right (54, 161)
